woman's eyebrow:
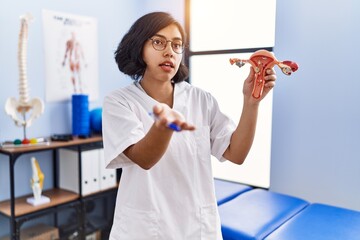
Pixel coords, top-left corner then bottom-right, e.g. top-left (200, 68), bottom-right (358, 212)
top-left (153, 33), bottom-right (182, 41)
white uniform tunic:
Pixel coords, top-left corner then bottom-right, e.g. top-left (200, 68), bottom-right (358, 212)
top-left (103, 81), bottom-right (236, 240)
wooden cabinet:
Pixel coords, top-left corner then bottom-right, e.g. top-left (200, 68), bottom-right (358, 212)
top-left (0, 136), bottom-right (118, 239)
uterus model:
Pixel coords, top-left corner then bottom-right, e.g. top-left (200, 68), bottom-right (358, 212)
top-left (26, 157), bottom-right (50, 206)
top-left (230, 50), bottom-right (299, 99)
top-left (4, 13), bottom-right (44, 140)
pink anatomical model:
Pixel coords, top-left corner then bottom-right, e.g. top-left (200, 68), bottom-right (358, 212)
top-left (230, 50), bottom-right (299, 99)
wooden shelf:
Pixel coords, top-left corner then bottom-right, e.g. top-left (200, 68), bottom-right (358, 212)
top-left (0, 135), bottom-right (115, 239)
top-left (0, 189), bottom-right (79, 217)
top-left (0, 135), bottom-right (102, 155)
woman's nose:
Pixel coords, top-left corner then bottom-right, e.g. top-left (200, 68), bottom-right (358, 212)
top-left (163, 42), bottom-right (174, 57)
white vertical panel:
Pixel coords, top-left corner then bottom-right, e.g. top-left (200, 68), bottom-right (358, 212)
top-left (190, 0), bottom-right (276, 51)
top-left (190, 53), bottom-right (272, 188)
top-left (98, 148), bottom-right (117, 190)
top-left (82, 150), bottom-right (101, 195)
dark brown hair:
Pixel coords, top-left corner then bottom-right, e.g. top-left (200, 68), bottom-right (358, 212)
top-left (114, 12), bottom-right (188, 83)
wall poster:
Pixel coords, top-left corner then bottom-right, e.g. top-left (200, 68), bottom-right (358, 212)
top-left (42, 9), bottom-right (98, 102)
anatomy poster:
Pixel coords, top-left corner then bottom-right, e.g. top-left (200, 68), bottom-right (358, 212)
top-left (42, 9), bottom-right (98, 102)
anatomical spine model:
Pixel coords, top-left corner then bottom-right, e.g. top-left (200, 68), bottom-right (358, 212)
top-left (230, 50), bottom-right (299, 99)
top-left (4, 13), bottom-right (44, 139)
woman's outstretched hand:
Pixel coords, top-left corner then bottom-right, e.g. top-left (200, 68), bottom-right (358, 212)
top-left (152, 103), bottom-right (196, 132)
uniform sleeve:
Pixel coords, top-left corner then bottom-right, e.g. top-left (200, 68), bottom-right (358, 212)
top-left (102, 94), bottom-right (145, 169)
top-left (207, 94), bottom-right (236, 162)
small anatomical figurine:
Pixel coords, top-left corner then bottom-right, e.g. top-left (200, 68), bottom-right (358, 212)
top-left (30, 157), bottom-right (45, 201)
top-left (230, 50), bottom-right (299, 99)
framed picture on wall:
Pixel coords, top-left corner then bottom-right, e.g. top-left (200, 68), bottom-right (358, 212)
top-left (42, 9), bottom-right (99, 102)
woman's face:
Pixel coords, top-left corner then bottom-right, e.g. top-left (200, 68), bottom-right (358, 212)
top-left (142, 24), bottom-right (183, 83)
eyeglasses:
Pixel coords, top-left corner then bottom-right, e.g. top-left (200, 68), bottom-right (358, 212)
top-left (148, 36), bottom-right (185, 54)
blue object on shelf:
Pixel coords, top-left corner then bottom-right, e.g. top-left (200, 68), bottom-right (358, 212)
top-left (90, 108), bottom-right (102, 133)
top-left (72, 94), bottom-right (90, 136)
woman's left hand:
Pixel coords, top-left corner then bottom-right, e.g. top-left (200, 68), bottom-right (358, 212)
top-left (243, 67), bottom-right (277, 102)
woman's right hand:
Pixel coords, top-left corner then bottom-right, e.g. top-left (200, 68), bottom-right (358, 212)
top-left (153, 103), bottom-right (196, 132)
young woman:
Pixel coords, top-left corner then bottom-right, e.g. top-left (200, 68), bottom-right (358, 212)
top-left (103, 11), bottom-right (276, 239)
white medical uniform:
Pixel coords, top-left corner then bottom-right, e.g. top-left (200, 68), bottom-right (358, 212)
top-left (103, 81), bottom-right (236, 240)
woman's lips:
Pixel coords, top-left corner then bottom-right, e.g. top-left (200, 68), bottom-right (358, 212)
top-left (159, 61), bottom-right (174, 72)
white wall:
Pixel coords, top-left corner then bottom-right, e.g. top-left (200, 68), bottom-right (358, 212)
top-left (271, 0), bottom-right (360, 211)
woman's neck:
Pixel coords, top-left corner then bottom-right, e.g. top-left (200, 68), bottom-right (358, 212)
top-left (140, 79), bottom-right (174, 108)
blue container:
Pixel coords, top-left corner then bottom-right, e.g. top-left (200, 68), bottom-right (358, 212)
top-left (72, 94), bottom-right (90, 136)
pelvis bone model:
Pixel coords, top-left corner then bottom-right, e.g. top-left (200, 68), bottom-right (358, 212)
top-left (230, 50), bottom-right (299, 99)
top-left (4, 13), bottom-right (44, 134)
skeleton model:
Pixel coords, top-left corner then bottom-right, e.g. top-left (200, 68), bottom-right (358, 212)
top-left (230, 50), bottom-right (299, 99)
top-left (4, 13), bottom-right (44, 140)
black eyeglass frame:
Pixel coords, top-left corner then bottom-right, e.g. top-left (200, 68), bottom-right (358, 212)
top-left (148, 36), bottom-right (186, 54)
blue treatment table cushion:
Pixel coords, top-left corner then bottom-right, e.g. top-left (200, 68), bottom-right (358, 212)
top-left (214, 179), bottom-right (253, 205)
top-left (219, 189), bottom-right (309, 240)
top-left (264, 203), bottom-right (360, 240)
